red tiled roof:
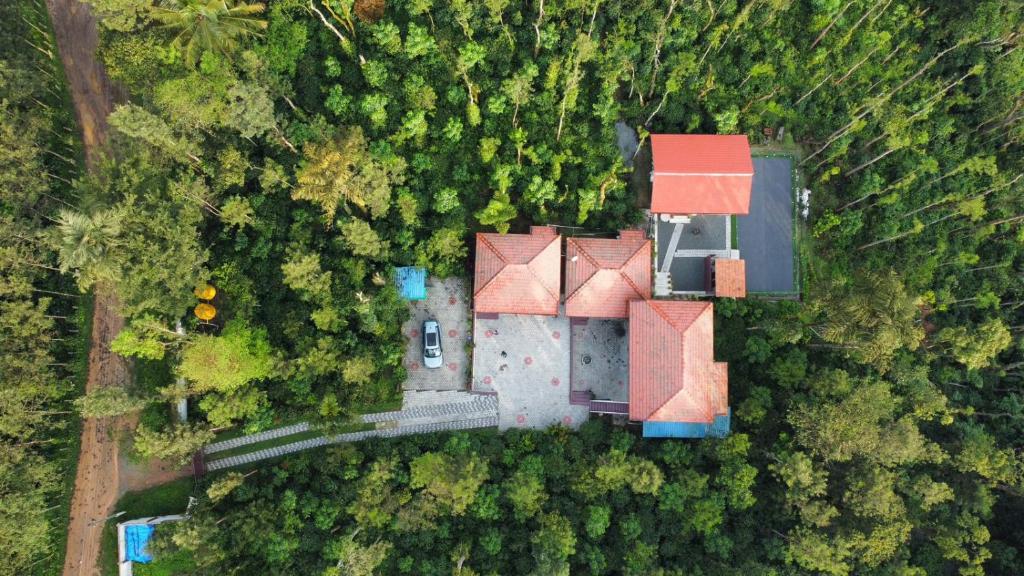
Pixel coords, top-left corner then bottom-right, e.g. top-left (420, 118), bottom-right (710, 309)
top-left (565, 231), bottom-right (651, 318)
top-left (628, 300), bottom-right (728, 423)
top-left (650, 134), bottom-right (754, 215)
top-left (714, 258), bottom-right (746, 298)
top-left (474, 230), bottom-right (561, 315)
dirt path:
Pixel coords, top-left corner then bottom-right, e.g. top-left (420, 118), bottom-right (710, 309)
top-left (41, 2), bottom-right (184, 575)
top-left (61, 291), bottom-right (132, 576)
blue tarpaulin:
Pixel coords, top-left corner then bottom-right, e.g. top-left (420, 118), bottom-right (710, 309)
top-left (642, 410), bottom-right (731, 439)
top-left (395, 267), bottom-right (427, 300)
top-left (124, 524), bottom-right (156, 563)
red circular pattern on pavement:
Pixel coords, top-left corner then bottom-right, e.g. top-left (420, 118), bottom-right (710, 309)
top-left (485, 330), bottom-right (494, 338)
top-left (524, 356), bottom-right (533, 365)
top-left (410, 328), bottom-right (419, 338)
top-left (448, 329), bottom-right (458, 337)
top-left (410, 362), bottom-right (420, 370)
top-left (447, 362), bottom-right (458, 371)
top-left (551, 377), bottom-right (560, 386)
top-left (562, 416), bottom-right (573, 425)
top-left (449, 296), bottom-right (457, 305)
top-left (483, 376), bottom-right (493, 385)
top-left (552, 330), bottom-right (561, 340)
top-left (516, 414), bottom-right (526, 424)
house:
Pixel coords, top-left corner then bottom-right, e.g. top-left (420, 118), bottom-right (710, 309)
top-left (628, 300), bottom-right (729, 438)
top-left (474, 226), bottom-right (561, 316)
top-left (650, 134), bottom-right (752, 298)
top-left (565, 230), bottom-right (651, 318)
top-left (469, 134), bottom-right (759, 439)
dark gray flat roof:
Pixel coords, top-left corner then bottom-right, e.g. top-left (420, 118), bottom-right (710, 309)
top-left (737, 157), bottom-right (795, 293)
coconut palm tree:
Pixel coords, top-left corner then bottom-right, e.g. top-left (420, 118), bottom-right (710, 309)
top-left (55, 209), bottom-right (122, 289)
top-left (150, 0), bottom-right (267, 67)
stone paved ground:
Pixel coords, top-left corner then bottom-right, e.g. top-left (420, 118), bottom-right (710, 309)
top-left (571, 319), bottom-right (629, 402)
top-left (472, 311), bottom-right (589, 430)
top-left (402, 277), bottom-right (470, 390)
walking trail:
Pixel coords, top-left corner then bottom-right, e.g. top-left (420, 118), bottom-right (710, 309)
top-left (46, 2), bottom-right (189, 575)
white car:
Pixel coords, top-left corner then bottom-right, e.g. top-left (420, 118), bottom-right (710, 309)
top-left (422, 320), bottom-right (444, 369)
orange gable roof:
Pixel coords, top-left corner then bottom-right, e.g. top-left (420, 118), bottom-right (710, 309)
top-left (650, 134), bottom-right (754, 215)
top-left (474, 228), bottom-right (561, 315)
top-left (565, 231), bottom-right (651, 318)
top-left (714, 258), bottom-right (747, 298)
top-left (628, 300), bottom-right (728, 423)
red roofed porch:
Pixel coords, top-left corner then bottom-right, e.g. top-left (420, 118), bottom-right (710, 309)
top-left (650, 134), bottom-right (754, 216)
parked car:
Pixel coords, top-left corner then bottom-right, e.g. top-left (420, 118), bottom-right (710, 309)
top-left (422, 320), bottom-right (444, 368)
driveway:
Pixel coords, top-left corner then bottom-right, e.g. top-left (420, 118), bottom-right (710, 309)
top-left (402, 277), bottom-right (470, 390)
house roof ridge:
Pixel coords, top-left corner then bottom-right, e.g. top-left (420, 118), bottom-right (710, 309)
top-left (525, 234), bottom-right (562, 304)
top-left (473, 234), bottom-right (509, 297)
top-left (564, 237), bottom-right (602, 302)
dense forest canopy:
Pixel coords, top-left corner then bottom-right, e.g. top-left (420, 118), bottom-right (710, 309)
top-left (1, 0), bottom-right (1022, 574)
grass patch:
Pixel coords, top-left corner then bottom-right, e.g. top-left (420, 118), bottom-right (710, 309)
top-left (99, 479), bottom-right (195, 576)
top-left (134, 549), bottom-right (196, 576)
top-left (353, 397), bottom-right (403, 414)
top-left (730, 215), bottom-right (739, 249)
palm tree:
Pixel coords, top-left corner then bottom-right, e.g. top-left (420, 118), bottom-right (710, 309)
top-left (150, 0), bottom-right (268, 67)
top-left (55, 209), bottom-right (122, 289)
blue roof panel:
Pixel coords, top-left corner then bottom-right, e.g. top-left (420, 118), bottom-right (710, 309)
top-left (642, 410), bottom-right (731, 438)
top-left (394, 267), bottom-right (427, 300)
top-left (124, 524), bottom-right (156, 563)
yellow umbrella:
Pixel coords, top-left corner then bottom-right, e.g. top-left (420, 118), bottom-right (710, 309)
top-left (194, 284), bottom-right (217, 300)
top-left (194, 303), bottom-right (217, 321)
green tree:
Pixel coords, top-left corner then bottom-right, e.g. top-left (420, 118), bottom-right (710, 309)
top-left (73, 387), bottom-right (151, 418)
top-left (134, 422), bottom-right (214, 464)
top-left (54, 209), bottom-right (122, 290)
top-left (178, 322), bottom-right (275, 394)
top-left (340, 218), bottom-right (388, 259)
top-left (150, 0), bottom-right (267, 66)
top-left (530, 512), bottom-right (576, 576)
top-left (293, 127), bottom-right (404, 221)
top-left (937, 318), bottom-right (1012, 370)
top-left (206, 471), bottom-right (247, 502)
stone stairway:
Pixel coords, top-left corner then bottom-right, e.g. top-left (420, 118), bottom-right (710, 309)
top-left (202, 390), bottom-right (499, 470)
top-left (204, 415), bottom-right (498, 472)
top-left (204, 422), bottom-right (312, 455)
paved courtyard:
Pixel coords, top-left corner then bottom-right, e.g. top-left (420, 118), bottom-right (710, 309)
top-left (472, 311), bottom-right (589, 430)
top-left (656, 215), bottom-right (734, 293)
top-left (570, 319), bottom-right (629, 403)
top-left (402, 277), bottom-right (470, 391)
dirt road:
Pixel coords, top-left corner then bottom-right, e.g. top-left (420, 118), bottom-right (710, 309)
top-left (43, 2), bottom-right (150, 575)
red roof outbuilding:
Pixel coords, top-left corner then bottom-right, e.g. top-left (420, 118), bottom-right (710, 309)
top-left (628, 300), bottom-right (728, 424)
top-left (474, 227), bottom-right (561, 315)
top-left (650, 134), bottom-right (754, 215)
top-left (713, 258), bottom-right (747, 298)
top-left (565, 230), bottom-right (652, 318)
